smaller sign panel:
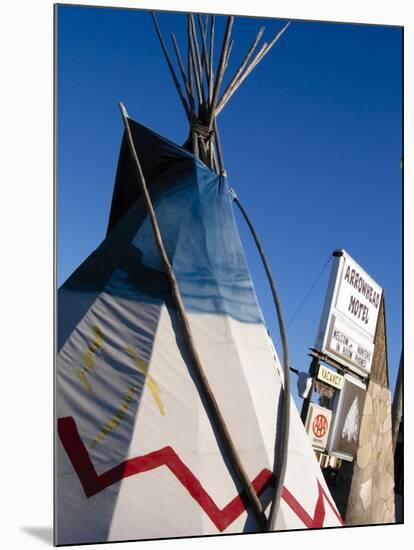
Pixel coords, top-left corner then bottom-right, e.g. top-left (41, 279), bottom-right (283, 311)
top-left (305, 404), bottom-right (332, 452)
top-left (326, 316), bottom-right (375, 373)
top-left (317, 364), bottom-right (344, 390)
top-left (327, 374), bottom-right (367, 461)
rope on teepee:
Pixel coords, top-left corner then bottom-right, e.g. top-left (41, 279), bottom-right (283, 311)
top-left (229, 187), bottom-right (291, 531)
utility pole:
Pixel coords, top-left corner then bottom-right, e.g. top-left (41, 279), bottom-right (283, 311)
top-left (300, 355), bottom-right (319, 423)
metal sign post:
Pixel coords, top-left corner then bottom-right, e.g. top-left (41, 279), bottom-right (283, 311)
top-left (300, 355), bottom-right (319, 423)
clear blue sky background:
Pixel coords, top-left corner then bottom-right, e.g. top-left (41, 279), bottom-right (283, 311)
top-left (56, 5), bottom-right (402, 409)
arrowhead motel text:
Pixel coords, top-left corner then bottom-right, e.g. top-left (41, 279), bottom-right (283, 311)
top-left (344, 266), bottom-right (381, 325)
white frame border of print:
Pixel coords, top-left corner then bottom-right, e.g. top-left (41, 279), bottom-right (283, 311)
top-left (327, 373), bottom-right (367, 462)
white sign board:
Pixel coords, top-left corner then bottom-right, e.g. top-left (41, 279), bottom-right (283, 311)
top-left (315, 250), bottom-right (382, 377)
top-left (327, 374), bottom-right (367, 461)
top-left (305, 404), bottom-right (332, 452)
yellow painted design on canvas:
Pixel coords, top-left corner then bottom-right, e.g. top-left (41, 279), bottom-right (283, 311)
top-left (77, 369), bottom-right (92, 393)
top-left (76, 324), bottom-right (104, 392)
top-left (126, 347), bottom-right (164, 415)
top-left (90, 386), bottom-right (135, 448)
top-left (89, 325), bottom-right (103, 353)
top-left (83, 349), bottom-right (93, 371)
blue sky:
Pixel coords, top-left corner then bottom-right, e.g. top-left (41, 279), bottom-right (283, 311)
top-left (56, 4), bottom-right (402, 407)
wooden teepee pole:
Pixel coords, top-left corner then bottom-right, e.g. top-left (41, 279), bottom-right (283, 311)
top-left (216, 21), bottom-right (291, 116)
top-left (187, 14), bottom-right (204, 110)
top-left (208, 16), bottom-right (215, 101)
top-left (171, 33), bottom-right (195, 118)
top-left (151, 12), bottom-right (190, 122)
top-left (231, 189), bottom-right (291, 531)
top-left (207, 16), bottom-right (234, 129)
top-left (197, 15), bottom-right (211, 86)
top-left (119, 102), bottom-right (267, 531)
top-left (189, 14), bottom-right (206, 107)
top-left (215, 26), bottom-right (265, 115)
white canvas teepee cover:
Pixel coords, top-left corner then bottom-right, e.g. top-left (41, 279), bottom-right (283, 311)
top-left (56, 120), bottom-right (342, 545)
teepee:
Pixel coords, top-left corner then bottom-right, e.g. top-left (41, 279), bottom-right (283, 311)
top-left (55, 12), bottom-right (343, 545)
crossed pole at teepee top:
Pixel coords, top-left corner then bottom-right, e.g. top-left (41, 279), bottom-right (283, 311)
top-left (152, 12), bottom-right (290, 175)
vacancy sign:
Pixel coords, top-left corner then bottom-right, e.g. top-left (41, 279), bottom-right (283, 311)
top-left (315, 250), bottom-right (382, 377)
top-left (317, 364), bottom-right (344, 390)
top-left (305, 404), bottom-right (332, 452)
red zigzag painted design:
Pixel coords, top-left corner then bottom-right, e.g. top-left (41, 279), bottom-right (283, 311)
top-left (58, 416), bottom-right (343, 532)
